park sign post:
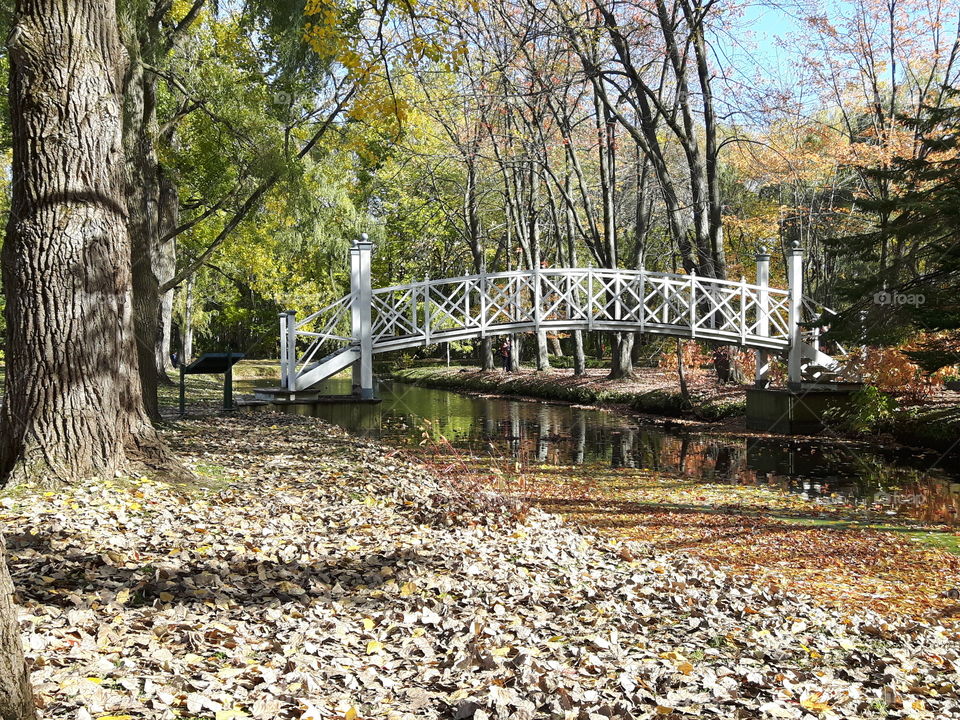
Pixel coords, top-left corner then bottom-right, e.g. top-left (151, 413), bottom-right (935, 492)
top-left (179, 352), bottom-right (246, 415)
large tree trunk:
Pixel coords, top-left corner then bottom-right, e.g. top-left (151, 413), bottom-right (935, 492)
top-left (0, 535), bottom-right (34, 720)
top-left (572, 330), bottom-right (586, 376)
top-left (479, 337), bottom-right (495, 372)
top-left (182, 275), bottom-right (195, 365)
top-left (124, 39), bottom-right (164, 419)
top-left (1, 0), bottom-right (173, 484)
top-left (608, 332), bottom-right (635, 380)
top-left (156, 165), bottom-right (178, 384)
top-left (549, 334), bottom-right (563, 357)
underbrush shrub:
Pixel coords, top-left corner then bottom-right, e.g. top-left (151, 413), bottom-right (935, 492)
top-left (550, 355), bottom-right (609, 370)
top-left (630, 390), bottom-right (686, 416)
top-left (839, 347), bottom-right (937, 402)
top-left (695, 397), bottom-right (747, 421)
top-left (822, 385), bottom-right (897, 435)
top-left (890, 405), bottom-right (960, 450)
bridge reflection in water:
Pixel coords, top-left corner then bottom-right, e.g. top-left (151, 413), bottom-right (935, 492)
top-left (271, 377), bottom-right (960, 526)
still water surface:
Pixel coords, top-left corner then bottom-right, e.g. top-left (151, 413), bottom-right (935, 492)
top-left (276, 377), bottom-right (960, 525)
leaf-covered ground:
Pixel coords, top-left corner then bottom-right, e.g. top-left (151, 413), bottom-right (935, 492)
top-left (3, 412), bottom-right (960, 719)
top-left (468, 463), bottom-right (960, 622)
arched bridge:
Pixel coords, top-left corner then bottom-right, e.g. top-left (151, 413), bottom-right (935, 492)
top-left (279, 238), bottom-right (837, 397)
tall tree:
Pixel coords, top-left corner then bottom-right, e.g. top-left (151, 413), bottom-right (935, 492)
top-left (1, 0), bottom-right (171, 482)
top-left (0, 532), bottom-right (33, 719)
top-left (1, 0), bottom-right (176, 713)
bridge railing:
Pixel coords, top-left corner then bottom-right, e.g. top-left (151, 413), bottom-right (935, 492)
top-left (281, 238), bottom-right (833, 392)
top-left (366, 268), bottom-right (793, 351)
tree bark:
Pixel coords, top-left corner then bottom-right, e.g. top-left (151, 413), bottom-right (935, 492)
top-left (479, 337), bottom-right (495, 371)
top-left (123, 18), bottom-right (166, 418)
top-left (1, 0), bottom-right (174, 484)
top-left (549, 334), bottom-right (563, 357)
top-left (563, 169), bottom-right (587, 377)
top-left (0, 534), bottom-right (34, 720)
top-left (155, 164), bottom-right (178, 383)
top-left (572, 331), bottom-right (586, 375)
top-left (608, 332), bottom-right (635, 380)
top-left (676, 339), bottom-right (691, 409)
top-left (182, 275), bottom-right (195, 365)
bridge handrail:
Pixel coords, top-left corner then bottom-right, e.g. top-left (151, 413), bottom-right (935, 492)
top-left (293, 293), bottom-right (354, 372)
top-left (369, 267), bottom-right (791, 298)
top-left (295, 292), bottom-right (353, 331)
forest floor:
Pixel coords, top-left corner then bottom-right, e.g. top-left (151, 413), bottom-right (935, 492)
top-left (169, 361), bottom-right (960, 608)
top-left (3, 410), bottom-right (960, 719)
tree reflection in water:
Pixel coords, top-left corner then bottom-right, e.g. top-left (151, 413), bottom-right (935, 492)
top-left (294, 377), bottom-right (960, 526)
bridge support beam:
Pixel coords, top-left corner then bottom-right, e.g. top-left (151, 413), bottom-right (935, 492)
top-left (755, 247), bottom-right (771, 388)
top-left (787, 240), bottom-right (803, 389)
top-left (351, 234), bottom-right (375, 399)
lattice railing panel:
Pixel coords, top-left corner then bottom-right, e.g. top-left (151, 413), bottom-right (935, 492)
top-left (288, 268), bottom-right (801, 387)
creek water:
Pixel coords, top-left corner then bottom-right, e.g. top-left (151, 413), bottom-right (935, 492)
top-left (271, 377), bottom-right (960, 526)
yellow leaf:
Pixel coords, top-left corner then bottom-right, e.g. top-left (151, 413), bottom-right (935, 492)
top-left (344, 708), bottom-right (358, 720)
top-left (366, 640), bottom-right (383, 654)
top-left (677, 661), bottom-right (694, 675)
top-left (215, 712), bottom-right (249, 720)
top-left (115, 589), bottom-right (131, 605)
top-left (184, 653), bottom-right (204, 665)
top-left (655, 706), bottom-right (674, 715)
top-left (86, 677), bottom-right (103, 684)
top-left (97, 716), bottom-right (134, 720)
top-left (362, 618), bottom-right (375, 631)
top-left (491, 646), bottom-right (511, 656)
top-left (399, 581), bottom-right (417, 597)
top-left (800, 693), bottom-right (831, 712)
top-left (159, 592), bottom-right (175, 602)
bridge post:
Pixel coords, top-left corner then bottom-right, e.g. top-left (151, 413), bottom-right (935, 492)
top-left (755, 247), bottom-right (771, 388)
top-left (351, 234), bottom-right (375, 399)
top-left (279, 311), bottom-right (290, 389)
top-left (350, 241), bottom-right (362, 394)
top-left (479, 272), bottom-right (488, 337)
top-left (787, 240), bottom-right (803, 389)
top-left (284, 310), bottom-right (296, 390)
top-left (587, 264), bottom-right (594, 331)
top-left (688, 269), bottom-right (697, 337)
top-left (533, 263), bottom-right (542, 329)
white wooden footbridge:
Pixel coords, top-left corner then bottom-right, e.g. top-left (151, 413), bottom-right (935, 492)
top-left (278, 237), bottom-right (837, 398)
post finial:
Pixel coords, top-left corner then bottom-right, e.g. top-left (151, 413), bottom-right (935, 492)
top-left (789, 239), bottom-right (801, 251)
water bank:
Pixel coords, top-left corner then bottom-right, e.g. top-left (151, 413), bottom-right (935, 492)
top-left (388, 365), bottom-right (960, 452)
top-left (388, 366), bottom-right (746, 422)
